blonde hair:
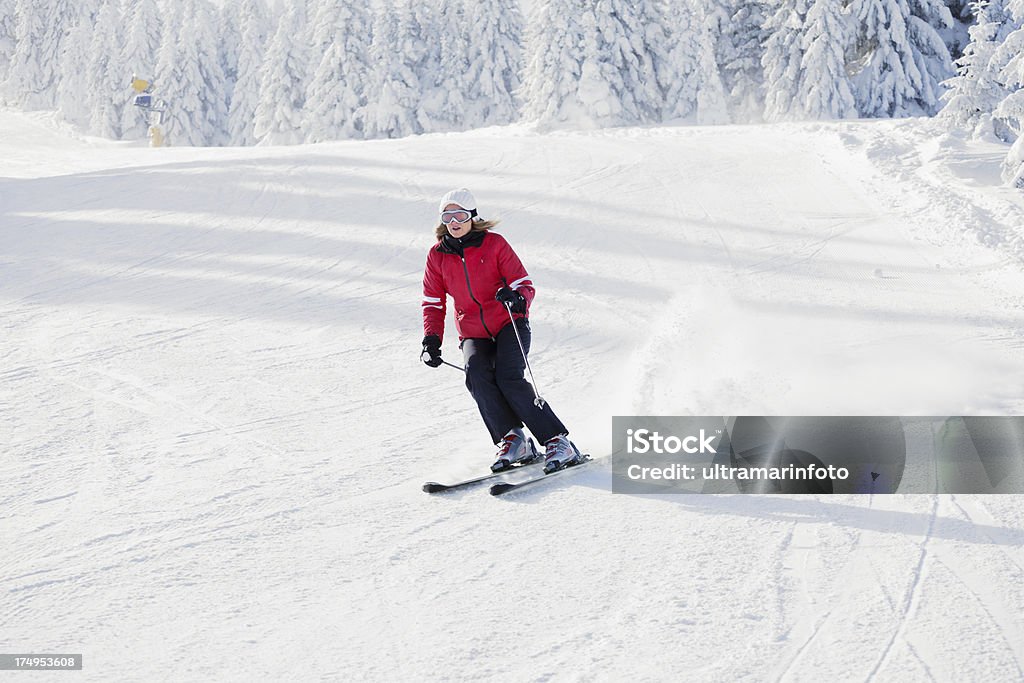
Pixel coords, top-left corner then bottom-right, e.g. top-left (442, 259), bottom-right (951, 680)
top-left (434, 218), bottom-right (501, 240)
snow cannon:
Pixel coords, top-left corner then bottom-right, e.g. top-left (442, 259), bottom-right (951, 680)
top-left (131, 77), bottom-right (153, 94)
top-left (148, 125), bottom-right (164, 148)
top-left (129, 76), bottom-right (167, 146)
top-left (724, 417), bottom-right (907, 494)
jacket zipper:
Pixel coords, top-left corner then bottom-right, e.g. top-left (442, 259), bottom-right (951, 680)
top-left (461, 256), bottom-right (495, 340)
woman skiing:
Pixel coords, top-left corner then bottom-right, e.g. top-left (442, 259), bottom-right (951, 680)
top-left (420, 188), bottom-right (580, 474)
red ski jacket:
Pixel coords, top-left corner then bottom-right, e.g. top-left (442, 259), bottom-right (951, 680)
top-left (422, 230), bottom-right (535, 342)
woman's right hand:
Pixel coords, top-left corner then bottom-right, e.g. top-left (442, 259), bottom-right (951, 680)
top-left (421, 335), bottom-right (443, 368)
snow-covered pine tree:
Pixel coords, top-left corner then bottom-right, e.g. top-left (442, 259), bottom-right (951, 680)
top-left (0, 0), bottom-right (17, 95)
top-left (522, 0), bottom-right (665, 128)
top-left (362, 0), bottom-right (426, 138)
top-left (717, 0), bottom-right (769, 122)
top-left (120, 0), bottom-right (164, 141)
top-left (190, 0), bottom-right (229, 144)
top-left (941, 1), bottom-right (1015, 124)
top-left (849, 0), bottom-right (953, 116)
top-left (692, 4), bottom-right (730, 124)
top-left (461, 0), bottom-right (524, 127)
top-left (592, 0), bottom-right (664, 125)
top-left (225, 0), bottom-right (272, 146)
top-left (848, 0), bottom-right (920, 117)
top-left (218, 2), bottom-right (242, 136)
top-left (305, 0), bottom-right (373, 141)
top-left (56, 1), bottom-right (99, 129)
top-left (155, 0), bottom-right (230, 146)
top-left (940, 0), bottom-right (973, 61)
top-left (408, 0), bottom-right (436, 133)
top-left (4, 0), bottom-right (76, 109)
top-left (428, 0), bottom-right (470, 131)
top-left (1003, 133), bottom-right (1024, 187)
top-left (519, 0), bottom-right (585, 127)
top-left (575, 7), bottom-right (623, 126)
top-left (636, 0), bottom-right (674, 122)
top-left (253, 0), bottom-right (312, 145)
top-left (762, 0), bottom-right (810, 121)
top-left (799, 0), bottom-right (857, 119)
top-left (906, 0), bottom-right (956, 113)
top-left (993, 0), bottom-right (1024, 155)
top-left (86, 0), bottom-right (126, 139)
top-left (660, 0), bottom-right (701, 121)
top-left (704, 0), bottom-right (741, 119)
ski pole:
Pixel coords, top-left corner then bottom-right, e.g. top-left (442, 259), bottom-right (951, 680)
top-left (420, 350), bottom-right (465, 373)
top-left (503, 301), bottom-right (545, 408)
top-left (439, 359), bottom-right (465, 373)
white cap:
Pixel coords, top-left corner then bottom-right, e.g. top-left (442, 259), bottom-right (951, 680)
top-left (438, 188), bottom-right (479, 219)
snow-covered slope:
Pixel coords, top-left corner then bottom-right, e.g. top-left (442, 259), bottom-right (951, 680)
top-left (2, 109), bottom-right (1023, 680)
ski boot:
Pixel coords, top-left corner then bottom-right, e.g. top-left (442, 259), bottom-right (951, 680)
top-left (543, 434), bottom-right (581, 474)
top-left (491, 428), bottom-right (539, 472)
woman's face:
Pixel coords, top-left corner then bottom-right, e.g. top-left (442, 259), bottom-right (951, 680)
top-left (442, 203), bottom-right (472, 238)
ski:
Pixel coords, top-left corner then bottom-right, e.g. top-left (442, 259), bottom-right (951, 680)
top-left (490, 455), bottom-right (592, 496)
top-left (422, 460), bottom-right (544, 494)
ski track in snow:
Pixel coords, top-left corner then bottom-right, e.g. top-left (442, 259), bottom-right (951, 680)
top-left (2, 111), bottom-right (1024, 680)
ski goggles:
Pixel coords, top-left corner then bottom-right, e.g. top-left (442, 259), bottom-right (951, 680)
top-left (440, 209), bottom-right (474, 224)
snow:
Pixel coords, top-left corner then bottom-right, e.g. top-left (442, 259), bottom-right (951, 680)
top-left (2, 108), bottom-right (1024, 680)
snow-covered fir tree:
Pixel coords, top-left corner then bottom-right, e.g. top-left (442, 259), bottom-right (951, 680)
top-left (660, 0), bottom-right (727, 124)
top-left (4, 0), bottom-right (76, 109)
top-left (155, 0), bottom-right (229, 146)
top-left (692, 6), bottom-right (730, 124)
top-left (591, 0), bottom-right (664, 125)
top-left (635, 0), bottom-right (674, 122)
top-left (86, 0), bottom-right (126, 139)
top-left (218, 2), bottom-right (243, 137)
top-left (762, 0), bottom-right (810, 121)
top-left (661, 0), bottom-right (699, 121)
top-left (1002, 0), bottom-right (1024, 190)
top-left (704, 0), bottom-right (741, 116)
top-left (225, 0), bottom-right (272, 146)
top-left (0, 0), bottom-right (17, 94)
top-left (938, 0), bottom-right (973, 60)
top-left (56, 1), bottom-right (99, 129)
top-left (1003, 134), bottom-right (1024, 186)
top-left (519, 0), bottom-right (585, 127)
top-left (942, 0), bottom-right (1017, 125)
top-left (993, 1), bottom-right (1024, 147)
top-left (362, 0), bottom-right (427, 138)
top-left (717, 0), bottom-right (769, 122)
top-left (429, 0), bottom-right (471, 131)
top-left (305, 0), bottom-right (373, 142)
top-left (521, 0), bottom-right (666, 128)
top-left (848, 0), bottom-right (920, 116)
top-left (849, 0), bottom-right (953, 117)
top-left (253, 0), bottom-right (312, 145)
top-left (799, 0), bottom-right (857, 119)
top-left (120, 0), bottom-right (164, 141)
top-left (575, 8), bottom-right (623, 127)
top-left (461, 0), bottom-right (523, 127)
top-left (406, 0), bottom-right (436, 132)
top-left (906, 0), bottom-right (956, 113)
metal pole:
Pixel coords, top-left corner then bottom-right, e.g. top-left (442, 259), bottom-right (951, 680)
top-left (503, 302), bottom-right (545, 408)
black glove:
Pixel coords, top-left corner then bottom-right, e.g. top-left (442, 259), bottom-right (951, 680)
top-left (421, 334), bottom-right (443, 368)
top-left (495, 287), bottom-right (527, 314)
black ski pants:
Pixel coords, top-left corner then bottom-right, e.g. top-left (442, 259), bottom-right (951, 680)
top-left (461, 318), bottom-right (568, 445)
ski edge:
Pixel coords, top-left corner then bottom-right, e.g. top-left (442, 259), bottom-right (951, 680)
top-left (490, 454), bottom-right (592, 496)
top-left (422, 460), bottom-right (544, 494)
